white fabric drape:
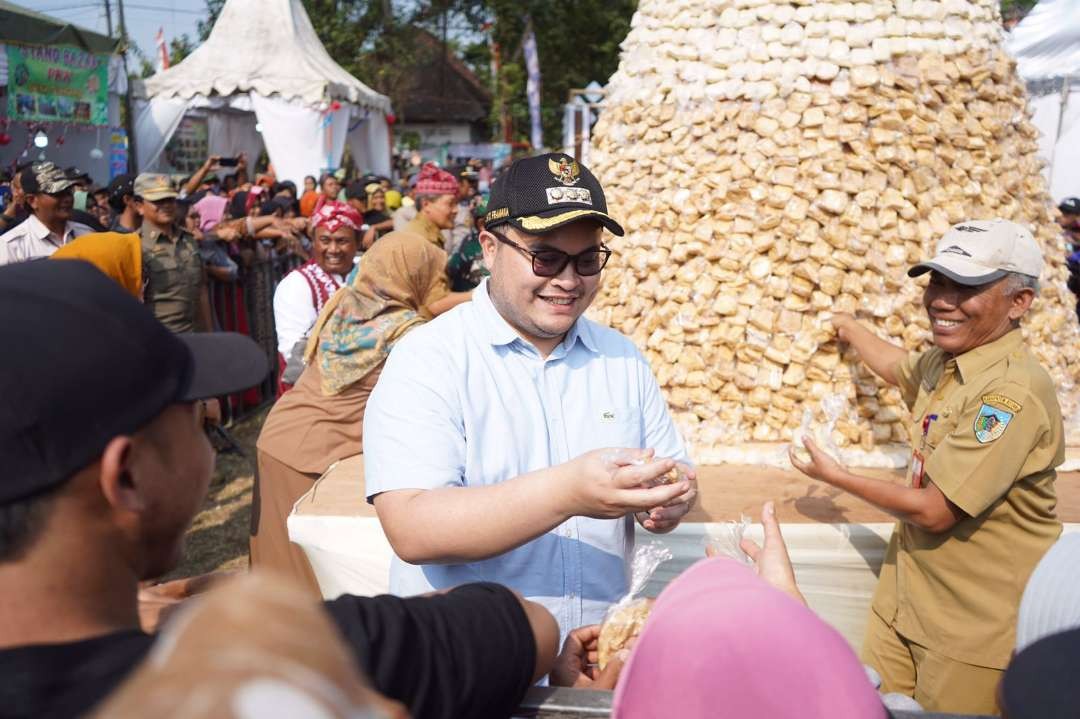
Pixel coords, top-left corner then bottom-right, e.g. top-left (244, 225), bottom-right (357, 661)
top-left (207, 112), bottom-right (264, 172)
top-left (250, 94), bottom-right (350, 187)
top-left (346, 111), bottom-right (391, 177)
top-left (1007, 0), bottom-right (1080, 82)
top-left (134, 97), bottom-right (190, 172)
top-left (1027, 89), bottom-right (1080, 204)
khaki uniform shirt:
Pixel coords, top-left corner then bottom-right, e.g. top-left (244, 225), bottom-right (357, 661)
top-left (872, 329), bottom-right (1063, 669)
top-left (140, 224), bottom-right (205, 333)
top-left (404, 214), bottom-right (446, 249)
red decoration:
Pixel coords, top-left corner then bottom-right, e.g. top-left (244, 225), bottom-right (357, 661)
top-left (0, 134), bottom-right (10, 146)
top-left (328, 100), bottom-right (342, 112)
top-left (385, 113), bottom-right (396, 125)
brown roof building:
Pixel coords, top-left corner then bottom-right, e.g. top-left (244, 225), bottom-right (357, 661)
top-left (395, 28), bottom-right (493, 147)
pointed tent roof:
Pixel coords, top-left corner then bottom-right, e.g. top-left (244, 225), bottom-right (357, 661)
top-left (143, 0), bottom-right (390, 112)
top-left (1006, 0), bottom-right (1080, 81)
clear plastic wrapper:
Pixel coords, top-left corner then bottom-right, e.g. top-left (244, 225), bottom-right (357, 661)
top-left (597, 542), bottom-right (673, 669)
top-left (790, 393), bottom-right (847, 463)
top-left (599, 450), bottom-right (684, 488)
top-left (704, 515), bottom-right (752, 565)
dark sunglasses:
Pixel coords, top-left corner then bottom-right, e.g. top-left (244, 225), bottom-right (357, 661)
top-left (486, 230), bottom-right (612, 277)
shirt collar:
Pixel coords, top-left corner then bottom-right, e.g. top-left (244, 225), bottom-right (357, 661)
top-left (474, 279), bottom-right (600, 355)
top-left (952, 328), bottom-right (1024, 383)
top-left (140, 223), bottom-right (176, 248)
top-left (24, 214), bottom-right (74, 245)
top-left (412, 214), bottom-right (444, 247)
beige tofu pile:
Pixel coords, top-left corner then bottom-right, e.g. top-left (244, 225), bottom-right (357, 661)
top-left (587, 0), bottom-right (1080, 462)
top-left (586, 0), bottom-right (1080, 463)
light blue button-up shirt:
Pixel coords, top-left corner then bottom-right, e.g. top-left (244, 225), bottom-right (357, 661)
top-left (363, 279), bottom-right (690, 638)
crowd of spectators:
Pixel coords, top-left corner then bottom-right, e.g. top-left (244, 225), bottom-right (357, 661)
top-left (5, 151), bottom-right (1078, 719)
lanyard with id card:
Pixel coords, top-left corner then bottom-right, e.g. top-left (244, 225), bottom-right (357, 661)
top-left (911, 413), bottom-right (937, 489)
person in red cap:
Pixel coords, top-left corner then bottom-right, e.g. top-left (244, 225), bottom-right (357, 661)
top-left (402, 162), bottom-right (458, 248)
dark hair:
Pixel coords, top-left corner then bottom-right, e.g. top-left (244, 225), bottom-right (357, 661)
top-left (0, 489), bottom-right (56, 563)
top-left (272, 180), bottom-right (297, 198)
top-left (345, 181), bottom-right (367, 201)
top-left (108, 190), bottom-right (132, 213)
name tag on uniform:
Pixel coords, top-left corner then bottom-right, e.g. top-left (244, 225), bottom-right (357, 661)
top-left (910, 449), bottom-right (925, 489)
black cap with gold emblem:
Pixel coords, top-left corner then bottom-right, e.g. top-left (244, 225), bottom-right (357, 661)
top-left (484, 153), bottom-right (625, 236)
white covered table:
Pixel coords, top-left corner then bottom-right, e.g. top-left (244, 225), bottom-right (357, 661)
top-left (289, 455), bottom-right (1080, 650)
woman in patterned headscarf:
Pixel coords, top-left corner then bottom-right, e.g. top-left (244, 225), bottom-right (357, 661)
top-left (251, 229), bottom-right (472, 593)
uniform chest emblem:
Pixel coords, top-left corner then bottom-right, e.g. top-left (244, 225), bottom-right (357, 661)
top-left (600, 410), bottom-right (616, 423)
top-left (974, 404), bottom-right (1013, 444)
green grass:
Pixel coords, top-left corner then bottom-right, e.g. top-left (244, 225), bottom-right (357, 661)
top-left (166, 408), bottom-right (268, 580)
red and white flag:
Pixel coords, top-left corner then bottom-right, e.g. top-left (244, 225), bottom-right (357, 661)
top-left (155, 27), bottom-right (170, 72)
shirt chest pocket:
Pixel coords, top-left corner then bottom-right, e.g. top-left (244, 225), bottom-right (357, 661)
top-left (924, 408), bottom-right (960, 451)
top-left (579, 405), bottom-right (644, 453)
top-left (150, 249), bottom-right (201, 291)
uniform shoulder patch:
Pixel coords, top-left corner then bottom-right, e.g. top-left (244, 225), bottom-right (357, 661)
top-left (981, 393), bottom-right (1022, 413)
top-left (974, 403), bottom-right (1013, 444)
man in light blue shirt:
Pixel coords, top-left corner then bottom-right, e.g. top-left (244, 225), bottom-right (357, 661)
top-left (363, 154), bottom-right (696, 640)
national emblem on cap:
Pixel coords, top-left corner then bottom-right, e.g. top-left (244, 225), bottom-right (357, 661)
top-left (549, 156), bottom-right (581, 186)
top-left (484, 153), bottom-right (625, 237)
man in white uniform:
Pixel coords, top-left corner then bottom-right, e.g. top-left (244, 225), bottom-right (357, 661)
top-left (0, 162), bottom-right (91, 265)
top-left (364, 154), bottom-right (697, 639)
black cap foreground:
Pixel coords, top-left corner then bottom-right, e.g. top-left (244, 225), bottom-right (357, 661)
top-left (484, 153), bottom-right (625, 237)
top-left (0, 260), bottom-right (268, 504)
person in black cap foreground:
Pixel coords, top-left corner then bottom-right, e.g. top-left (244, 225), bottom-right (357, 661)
top-left (0, 162), bottom-right (93, 264)
top-left (999, 626), bottom-right (1080, 719)
top-left (0, 260), bottom-right (557, 719)
top-left (363, 153), bottom-right (697, 646)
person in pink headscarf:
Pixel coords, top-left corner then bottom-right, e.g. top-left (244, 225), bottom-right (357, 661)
top-left (609, 542), bottom-right (887, 719)
top-left (192, 194), bottom-right (228, 234)
top-left (272, 199), bottom-right (362, 394)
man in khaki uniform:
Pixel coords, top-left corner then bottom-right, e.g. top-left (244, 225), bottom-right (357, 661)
top-left (790, 219), bottom-right (1063, 714)
top-left (134, 173), bottom-right (212, 333)
top-left (403, 162), bottom-right (458, 248)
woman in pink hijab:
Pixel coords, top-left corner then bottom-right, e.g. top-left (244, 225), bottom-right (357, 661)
top-left (612, 548), bottom-right (886, 718)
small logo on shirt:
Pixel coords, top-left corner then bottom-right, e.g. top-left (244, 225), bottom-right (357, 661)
top-left (600, 410), bottom-right (616, 423)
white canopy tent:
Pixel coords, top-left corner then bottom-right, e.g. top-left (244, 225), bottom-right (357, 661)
top-left (135, 0), bottom-right (391, 185)
top-left (1007, 0), bottom-right (1080, 204)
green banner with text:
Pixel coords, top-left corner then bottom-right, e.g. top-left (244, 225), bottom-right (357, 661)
top-left (5, 43), bottom-right (109, 126)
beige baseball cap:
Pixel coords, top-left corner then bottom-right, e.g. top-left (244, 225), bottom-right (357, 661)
top-left (908, 219), bottom-right (1043, 285)
top-left (133, 173), bottom-right (178, 202)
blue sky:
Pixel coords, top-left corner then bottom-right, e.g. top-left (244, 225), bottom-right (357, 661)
top-left (18, 1), bottom-right (206, 67)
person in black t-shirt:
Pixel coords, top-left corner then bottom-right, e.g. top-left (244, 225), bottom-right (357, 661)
top-left (0, 260), bottom-right (558, 719)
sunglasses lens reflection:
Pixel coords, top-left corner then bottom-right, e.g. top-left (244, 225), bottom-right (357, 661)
top-left (533, 251), bottom-right (569, 277)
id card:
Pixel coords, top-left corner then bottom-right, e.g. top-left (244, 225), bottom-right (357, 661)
top-left (910, 449), bottom-right (925, 489)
